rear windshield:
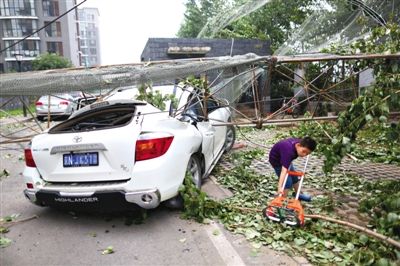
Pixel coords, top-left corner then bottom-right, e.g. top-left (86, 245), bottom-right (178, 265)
top-left (49, 105), bottom-right (136, 133)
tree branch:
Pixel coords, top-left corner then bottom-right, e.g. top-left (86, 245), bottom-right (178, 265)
top-left (305, 214), bottom-right (400, 250)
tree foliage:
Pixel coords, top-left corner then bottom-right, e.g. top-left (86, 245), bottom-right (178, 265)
top-left (136, 83), bottom-right (177, 111)
top-left (31, 53), bottom-right (72, 70)
top-left (218, 0), bottom-right (315, 51)
top-left (321, 22), bottom-right (400, 172)
top-left (177, 0), bottom-right (229, 38)
top-left (178, 0), bottom-right (317, 51)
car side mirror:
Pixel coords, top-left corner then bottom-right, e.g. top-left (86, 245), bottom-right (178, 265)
top-left (179, 113), bottom-right (199, 126)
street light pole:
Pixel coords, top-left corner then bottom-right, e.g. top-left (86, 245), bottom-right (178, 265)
top-left (14, 53), bottom-right (27, 117)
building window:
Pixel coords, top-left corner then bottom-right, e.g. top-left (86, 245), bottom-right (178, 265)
top-left (81, 47), bottom-right (88, 54)
top-left (47, 41), bottom-right (63, 56)
top-left (87, 31), bottom-right (96, 38)
top-left (0, 0), bottom-right (36, 16)
top-left (89, 39), bottom-right (96, 46)
top-left (44, 21), bottom-right (61, 37)
top-left (80, 39), bottom-right (87, 47)
top-left (4, 39), bottom-right (39, 58)
top-left (2, 19), bottom-right (38, 37)
top-left (89, 56), bottom-right (97, 64)
top-left (89, 48), bottom-right (96, 55)
top-left (77, 11), bottom-right (85, 20)
top-left (42, 0), bottom-right (59, 17)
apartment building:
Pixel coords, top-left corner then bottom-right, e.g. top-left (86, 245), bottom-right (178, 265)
top-left (77, 7), bottom-right (100, 67)
top-left (0, 0), bottom-right (81, 72)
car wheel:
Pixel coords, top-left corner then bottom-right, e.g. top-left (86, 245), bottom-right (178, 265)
top-left (164, 155), bottom-right (202, 209)
top-left (186, 155), bottom-right (202, 189)
top-left (291, 107), bottom-right (300, 119)
top-left (224, 125), bottom-right (236, 153)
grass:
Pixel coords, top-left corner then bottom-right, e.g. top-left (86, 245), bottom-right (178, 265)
top-left (0, 105), bottom-right (36, 119)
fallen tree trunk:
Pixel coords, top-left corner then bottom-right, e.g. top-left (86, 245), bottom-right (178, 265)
top-left (305, 214), bottom-right (400, 250)
top-left (227, 205), bottom-right (400, 250)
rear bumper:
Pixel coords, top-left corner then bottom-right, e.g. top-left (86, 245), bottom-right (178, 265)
top-left (24, 188), bottom-right (160, 210)
top-left (36, 108), bottom-right (72, 116)
top-left (36, 112), bottom-right (70, 117)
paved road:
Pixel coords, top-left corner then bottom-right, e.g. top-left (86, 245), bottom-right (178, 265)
top-left (0, 124), bottom-right (299, 266)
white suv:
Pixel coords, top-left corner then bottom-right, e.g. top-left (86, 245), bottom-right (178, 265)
top-left (23, 87), bottom-right (235, 211)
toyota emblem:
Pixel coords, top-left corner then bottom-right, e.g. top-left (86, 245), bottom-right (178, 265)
top-left (72, 136), bottom-right (82, 143)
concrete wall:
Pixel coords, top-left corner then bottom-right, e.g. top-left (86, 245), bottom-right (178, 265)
top-left (141, 38), bottom-right (271, 61)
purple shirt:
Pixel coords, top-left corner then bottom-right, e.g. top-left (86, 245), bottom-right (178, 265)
top-left (269, 138), bottom-right (299, 169)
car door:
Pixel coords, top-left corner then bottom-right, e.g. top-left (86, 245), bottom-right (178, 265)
top-left (206, 97), bottom-right (227, 157)
top-left (180, 90), bottom-right (215, 172)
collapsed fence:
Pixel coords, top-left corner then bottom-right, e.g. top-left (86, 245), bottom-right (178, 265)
top-left (0, 52), bottom-right (399, 144)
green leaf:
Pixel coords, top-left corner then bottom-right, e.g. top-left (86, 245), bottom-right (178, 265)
top-left (0, 214), bottom-right (19, 222)
top-left (294, 238), bottom-right (306, 246)
top-left (376, 258), bottom-right (390, 266)
top-left (0, 169), bottom-right (9, 178)
top-left (365, 114), bottom-right (373, 122)
top-left (346, 242), bottom-right (355, 250)
top-left (101, 246), bottom-right (114, 255)
top-left (245, 228), bottom-right (260, 240)
top-left (0, 227), bottom-right (9, 233)
top-left (250, 248), bottom-right (259, 257)
top-left (378, 116), bottom-right (387, 123)
top-left (212, 229), bottom-right (220, 236)
top-left (359, 234), bottom-right (369, 245)
top-left (251, 242), bottom-right (262, 249)
top-left (0, 237), bottom-right (12, 248)
top-left (342, 137), bottom-right (351, 145)
top-left (323, 240), bottom-right (334, 249)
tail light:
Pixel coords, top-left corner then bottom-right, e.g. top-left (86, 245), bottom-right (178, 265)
top-left (24, 148), bottom-right (36, 167)
top-left (59, 101), bottom-right (69, 105)
top-left (135, 133), bottom-right (174, 161)
top-left (35, 101), bottom-right (43, 106)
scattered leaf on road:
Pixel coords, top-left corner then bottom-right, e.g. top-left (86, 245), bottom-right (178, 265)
top-left (0, 227), bottom-right (9, 234)
top-left (212, 229), bottom-right (220, 236)
top-left (0, 237), bottom-right (12, 248)
top-left (0, 169), bottom-right (10, 178)
top-left (101, 246), bottom-right (114, 255)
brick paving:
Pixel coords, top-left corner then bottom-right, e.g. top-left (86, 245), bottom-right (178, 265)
top-left (338, 160), bottom-right (400, 181)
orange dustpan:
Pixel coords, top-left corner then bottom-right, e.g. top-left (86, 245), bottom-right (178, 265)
top-left (263, 155), bottom-right (309, 227)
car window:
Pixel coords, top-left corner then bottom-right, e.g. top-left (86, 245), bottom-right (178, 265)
top-left (206, 98), bottom-right (219, 113)
top-left (186, 93), bottom-right (204, 118)
top-left (49, 104), bottom-right (136, 133)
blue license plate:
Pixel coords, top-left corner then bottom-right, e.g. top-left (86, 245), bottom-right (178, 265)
top-left (63, 152), bottom-right (99, 167)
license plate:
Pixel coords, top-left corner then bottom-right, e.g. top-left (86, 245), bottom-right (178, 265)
top-left (63, 152), bottom-right (99, 167)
